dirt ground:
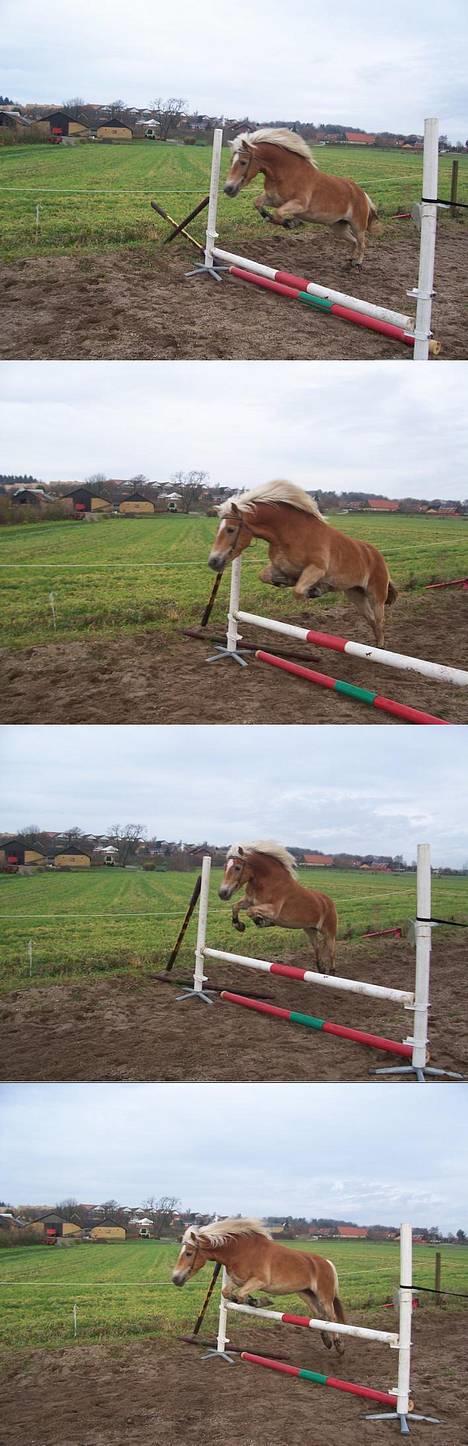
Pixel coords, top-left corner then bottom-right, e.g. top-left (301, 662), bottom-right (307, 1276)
top-left (1, 591), bottom-right (467, 726)
top-left (1, 223), bottom-right (467, 360)
top-left (1, 1311), bottom-right (466, 1446)
top-left (1, 930), bottom-right (466, 1083)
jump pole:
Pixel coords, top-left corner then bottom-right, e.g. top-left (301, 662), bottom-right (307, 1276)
top-left (203, 1227), bottom-right (439, 1434)
top-left (196, 119), bottom-right (440, 357)
top-left (177, 848), bottom-right (460, 1079)
top-left (255, 651), bottom-right (448, 725)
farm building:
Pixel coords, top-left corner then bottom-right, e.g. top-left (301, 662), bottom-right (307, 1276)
top-left (12, 487), bottom-right (48, 507)
top-left (367, 498), bottom-right (400, 512)
top-left (87, 1219), bottom-right (127, 1241)
top-left (93, 845), bottom-right (119, 865)
top-left (0, 838), bottom-right (44, 867)
top-left (337, 1226), bottom-right (369, 1238)
top-left (30, 1212), bottom-right (81, 1240)
top-left (345, 131), bottom-right (376, 145)
top-left (96, 120), bottom-right (133, 142)
top-left (35, 111), bottom-right (89, 139)
top-left (52, 847), bottom-right (91, 869)
top-left (0, 109), bottom-right (31, 133)
top-left (61, 487), bottom-right (112, 516)
top-left (303, 852), bottom-right (334, 867)
top-left (118, 492), bottom-right (155, 516)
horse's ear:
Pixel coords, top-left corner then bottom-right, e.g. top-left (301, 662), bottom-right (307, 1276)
top-left (241, 138), bottom-right (254, 154)
top-left (238, 845), bottom-right (245, 857)
top-left (230, 502), bottom-right (240, 518)
top-left (186, 1227), bottom-right (199, 1245)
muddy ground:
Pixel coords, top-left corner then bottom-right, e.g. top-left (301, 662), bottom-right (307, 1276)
top-left (1, 223), bottom-right (467, 360)
top-left (1, 591), bottom-right (467, 726)
top-left (1, 1311), bottom-right (466, 1446)
top-left (1, 930), bottom-right (466, 1083)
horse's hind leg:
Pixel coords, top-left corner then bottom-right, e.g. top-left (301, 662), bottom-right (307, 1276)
top-left (300, 1290), bottom-right (334, 1349)
top-left (304, 926), bottom-right (321, 971)
top-left (346, 587), bottom-right (385, 646)
top-left (332, 220), bottom-right (363, 266)
top-left (316, 928), bottom-right (336, 976)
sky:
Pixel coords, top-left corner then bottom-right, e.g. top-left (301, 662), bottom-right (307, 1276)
top-left (1, 361), bottom-right (467, 501)
top-left (1, 1082), bottom-right (467, 1230)
top-left (2, 724), bottom-right (468, 866)
top-left (3, 0), bottom-right (468, 139)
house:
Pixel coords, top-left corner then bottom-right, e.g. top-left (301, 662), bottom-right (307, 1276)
top-left (0, 838), bottom-right (44, 868)
top-left (12, 487), bottom-right (48, 507)
top-left (345, 131), bottom-right (376, 145)
top-left (337, 1225), bottom-right (369, 1239)
top-left (87, 1219), bottom-right (127, 1241)
top-left (61, 487), bottom-right (112, 516)
top-left (36, 111), bottom-right (89, 139)
top-left (96, 119), bottom-right (133, 143)
top-left (0, 109), bottom-right (31, 132)
top-left (93, 845), bottom-right (119, 866)
top-left (118, 492), bottom-right (155, 516)
top-left (30, 1212), bottom-right (81, 1240)
top-left (303, 853), bottom-right (334, 867)
top-left (52, 847), bottom-right (91, 869)
top-left (367, 498), bottom-right (400, 512)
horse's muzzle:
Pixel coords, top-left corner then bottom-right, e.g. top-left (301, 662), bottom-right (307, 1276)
top-left (171, 1270), bottom-right (186, 1286)
top-left (218, 884), bottom-right (233, 900)
top-left (208, 553), bottom-right (225, 572)
top-left (224, 182), bottom-right (240, 198)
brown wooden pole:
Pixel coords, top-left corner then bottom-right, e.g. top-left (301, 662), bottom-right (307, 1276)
top-left (150, 200), bottom-right (203, 251)
top-left (434, 1251), bottom-right (442, 1306)
top-left (450, 160), bottom-right (459, 217)
top-left (165, 875), bottom-right (202, 971)
top-left (192, 1262), bottom-right (221, 1335)
top-left (163, 194), bottom-right (210, 244)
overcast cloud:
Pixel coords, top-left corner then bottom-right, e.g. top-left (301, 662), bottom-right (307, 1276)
top-left (1, 362), bottom-right (467, 500)
top-left (1, 1083), bottom-right (466, 1231)
top-left (3, 0), bottom-right (468, 139)
top-left (1, 725), bottom-right (467, 865)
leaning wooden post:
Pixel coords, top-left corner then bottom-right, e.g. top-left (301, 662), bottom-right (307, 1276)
top-left (434, 1251), bottom-right (442, 1306)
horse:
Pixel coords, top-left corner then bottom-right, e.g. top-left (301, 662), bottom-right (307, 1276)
top-left (208, 480), bottom-right (397, 647)
top-left (218, 840), bottom-right (337, 975)
top-left (172, 1217), bottom-right (346, 1355)
top-left (224, 128), bottom-right (379, 267)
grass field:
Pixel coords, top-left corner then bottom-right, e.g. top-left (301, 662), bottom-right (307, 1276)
top-left (0, 140), bottom-right (467, 260)
top-left (1, 512), bottom-right (467, 653)
top-left (0, 1238), bottom-right (466, 1353)
top-left (1, 864), bottom-right (466, 994)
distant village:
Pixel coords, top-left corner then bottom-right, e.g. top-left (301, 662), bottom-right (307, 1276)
top-left (1, 831), bottom-right (465, 875)
top-left (0, 1200), bottom-right (465, 1247)
top-left (0, 97), bottom-right (465, 151)
top-left (0, 475), bottom-right (466, 520)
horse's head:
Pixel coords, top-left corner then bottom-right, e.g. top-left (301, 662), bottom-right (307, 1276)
top-left (171, 1227), bottom-right (208, 1286)
top-left (219, 845), bottom-right (250, 900)
top-left (208, 503), bottom-right (253, 573)
top-left (224, 137), bottom-right (259, 196)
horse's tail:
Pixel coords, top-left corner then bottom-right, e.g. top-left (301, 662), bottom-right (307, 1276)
top-left (365, 193), bottom-right (381, 232)
top-left (333, 1293), bottom-right (346, 1324)
top-left (385, 579), bottom-right (398, 606)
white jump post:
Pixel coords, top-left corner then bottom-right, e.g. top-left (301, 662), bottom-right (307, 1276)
top-left (203, 1226), bottom-right (439, 1435)
top-left (411, 119), bottom-right (439, 361)
top-left (177, 846), bottom-right (460, 1079)
top-left (186, 127), bottom-right (224, 280)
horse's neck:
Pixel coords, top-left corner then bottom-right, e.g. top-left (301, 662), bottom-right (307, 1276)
top-left (250, 854), bottom-right (289, 896)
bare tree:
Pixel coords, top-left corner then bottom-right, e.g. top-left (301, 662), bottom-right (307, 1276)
top-left (143, 1196), bottom-right (181, 1237)
top-left (62, 98), bottom-right (85, 115)
top-left (170, 470), bottom-right (208, 514)
top-left (153, 98), bottom-right (185, 141)
top-left (107, 824), bottom-right (146, 867)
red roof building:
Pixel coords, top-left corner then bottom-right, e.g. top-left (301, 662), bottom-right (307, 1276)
top-left (345, 132), bottom-right (376, 145)
top-left (303, 853), bottom-right (334, 867)
top-left (337, 1226), bottom-right (369, 1238)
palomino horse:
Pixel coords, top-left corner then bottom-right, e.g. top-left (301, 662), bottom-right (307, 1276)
top-left (172, 1217), bottom-right (346, 1355)
top-left (219, 840), bottom-right (337, 974)
top-left (208, 480), bottom-right (397, 647)
top-left (224, 128), bottom-right (379, 267)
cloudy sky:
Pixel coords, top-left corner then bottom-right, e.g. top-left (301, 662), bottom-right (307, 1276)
top-left (1, 1083), bottom-right (466, 1230)
top-left (1, 361), bottom-right (467, 501)
top-left (2, 724), bottom-right (468, 865)
top-left (3, 0), bottom-right (468, 138)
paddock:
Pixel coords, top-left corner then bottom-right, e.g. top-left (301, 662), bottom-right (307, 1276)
top-left (1, 1312), bottom-right (466, 1446)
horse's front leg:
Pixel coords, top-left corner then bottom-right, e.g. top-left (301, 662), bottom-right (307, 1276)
top-left (231, 895), bottom-right (249, 934)
top-left (258, 199), bottom-right (305, 229)
top-left (260, 563), bottom-right (294, 588)
top-left (294, 563), bottom-right (327, 599)
top-left (234, 1276), bottom-right (270, 1307)
top-left (246, 903), bottom-right (278, 929)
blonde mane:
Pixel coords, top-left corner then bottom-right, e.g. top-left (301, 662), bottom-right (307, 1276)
top-left (195, 1217), bottom-right (272, 1247)
top-left (218, 480), bottom-right (323, 520)
top-left (227, 840), bottom-right (297, 876)
top-left (231, 127), bottom-right (317, 169)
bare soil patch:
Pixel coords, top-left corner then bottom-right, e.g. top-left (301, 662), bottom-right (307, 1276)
top-left (1, 1312), bottom-right (466, 1446)
top-left (1, 931), bottom-right (466, 1083)
top-left (1, 224), bottom-right (467, 360)
top-left (1, 592), bottom-right (467, 726)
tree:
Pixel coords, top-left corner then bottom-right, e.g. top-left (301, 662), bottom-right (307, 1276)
top-left (143, 1196), bottom-right (181, 1237)
top-left (153, 98), bottom-right (185, 142)
top-left (62, 98), bottom-right (85, 115)
top-left (107, 824), bottom-right (146, 867)
top-left (170, 470), bottom-right (208, 513)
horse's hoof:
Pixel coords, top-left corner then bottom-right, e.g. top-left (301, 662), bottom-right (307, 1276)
top-left (335, 1341), bottom-right (346, 1357)
top-left (321, 1333), bottom-right (333, 1350)
top-left (233, 921), bottom-right (246, 933)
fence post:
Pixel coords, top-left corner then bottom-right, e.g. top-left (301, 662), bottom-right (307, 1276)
top-left (73, 1303), bottom-right (78, 1337)
top-left (434, 1251), bottom-right (442, 1306)
top-left (194, 855), bottom-right (211, 992)
top-left (413, 118), bottom-right (439, 361)
top-left (204, 128), bottom-right (223, 271)
top-left (396, 1223), bottom-right (412, 1419)
top-left (28, 939), bottom-right (33, 977)
top-left (411, 844), bottom-right (431, 1074)
top-left (450, 160), bottom-right (459, 218)
top-left (227, 557), bottom-right (242, 653)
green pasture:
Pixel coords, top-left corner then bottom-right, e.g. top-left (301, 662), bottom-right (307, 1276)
top-left (1, 512), bottom-right (467, 653)
top-left (0, 864), bottom-right (465, 994)
top-left (0, 1238), bottom-right (466, 1353)
top-left (0, 140), bottom-right (467, 260)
